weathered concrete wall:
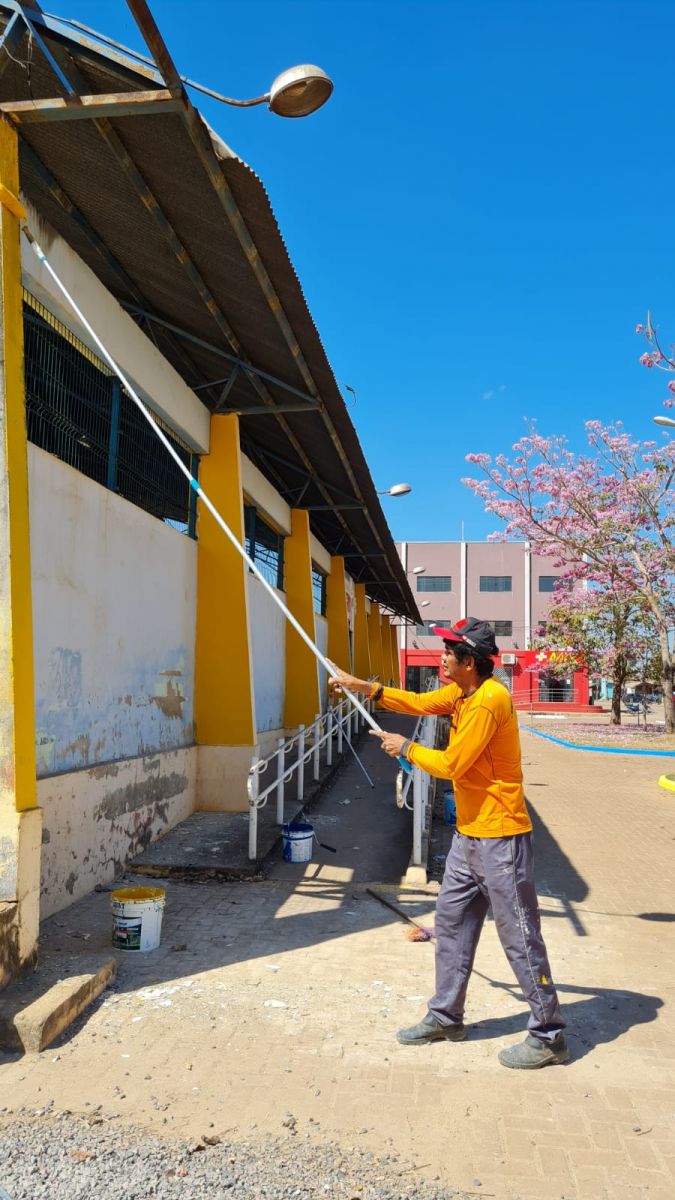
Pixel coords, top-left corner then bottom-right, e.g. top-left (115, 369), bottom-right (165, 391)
top-left (29, 446), bottom-right (197, 775)
top-left (39, 747), bottom-right (195, 917)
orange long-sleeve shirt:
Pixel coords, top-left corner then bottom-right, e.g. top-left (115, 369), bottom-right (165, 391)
top-left (379, 679), bottom-right (531, 838)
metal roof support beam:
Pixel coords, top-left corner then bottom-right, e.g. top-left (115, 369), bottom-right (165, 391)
top-left (238, 441), bottom-right (364, 507)
top-left (0, 11), bottom-right (25, 82)
top-left (19, 140), bottom-right (220, 404)
top-left (0, 89), bottom-right (183, 123)
top-left (123, 0), bottom-right (410, 615)
top-left (18, 3), bottom-right (77, 95)
top-left (122, 307), bottom-right (320, 409)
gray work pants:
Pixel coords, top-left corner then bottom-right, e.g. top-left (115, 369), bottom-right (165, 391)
top-left (429, 831), bottom-right (565, 1042)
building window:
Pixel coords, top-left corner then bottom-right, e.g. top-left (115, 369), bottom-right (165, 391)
top-left (244, 506), bottom-right (284, 590)
top-left (417, 575), bottom-right (451, 592)
top-left (479, 575), bottom-right (512, 592)
top-left (488, 620), bottom-right (513, 637)
top-left (312, 566), bottom-right (327, 616)
top-left (23, 294), bottom-right (198, 537)
top-left (416, 619), bottom-right (440, 635)
top-left (539, 575), bottom-right (572, 592)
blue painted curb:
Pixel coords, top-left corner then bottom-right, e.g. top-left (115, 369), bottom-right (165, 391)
top-left (521, 724), bottom-right (675, 758)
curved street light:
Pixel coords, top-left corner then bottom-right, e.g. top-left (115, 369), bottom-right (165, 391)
top-left (186, 64), bottom-right (333, 118)
top-left (377, 482), bottom-right (412, 497)
top-left (654, 414), bottom-right (675, 429)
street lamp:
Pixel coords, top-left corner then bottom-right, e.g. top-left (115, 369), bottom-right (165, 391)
top-left (413, 566), bottom-right (426, 575)
top-left (654, 414), bottom-right (675, 429)
top-left (195, 64), bottom-right (334, 118)
top-left (377, 482), bottom-right (412, 496)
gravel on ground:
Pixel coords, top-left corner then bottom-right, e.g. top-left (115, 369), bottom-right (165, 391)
top-left (0, 1112), bottom-right (474, 1200)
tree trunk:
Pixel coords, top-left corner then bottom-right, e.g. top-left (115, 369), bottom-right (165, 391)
top-left (610, 662), bottom-right (626, 725)
top-left (659, 628), bottom-right (674, 734)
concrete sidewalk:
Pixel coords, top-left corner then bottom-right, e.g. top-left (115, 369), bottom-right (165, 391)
top-left (1, 722), bottom-right (674, 1199)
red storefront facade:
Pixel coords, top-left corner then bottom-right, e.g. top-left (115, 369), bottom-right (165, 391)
top-left (400, 645), bottom-right (593, 712)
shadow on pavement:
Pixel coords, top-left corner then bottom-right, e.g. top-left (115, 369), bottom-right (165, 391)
top-left (526, 797), bottom-right (590, 936)
top-left (469, 968), bottom-right (662, 1061)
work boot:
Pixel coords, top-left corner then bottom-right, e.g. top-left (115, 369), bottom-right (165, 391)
top-left (396, 1012), bottom-right (466, 1045)
top-left (498, 1033), bottom-right (569, 1069)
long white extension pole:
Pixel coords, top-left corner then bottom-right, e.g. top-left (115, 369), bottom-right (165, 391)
top-left (24, 230), bottom-right (385, 736)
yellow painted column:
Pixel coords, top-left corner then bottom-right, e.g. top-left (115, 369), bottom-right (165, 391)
top-left (353, 583), bottom-right (370, 680)
top-left (195, 413), bottom-right (256, 811)
top-left (284, 509), bottom-right (321, 728)
top-left (381, 615), bottom-right (394, 684)
top-left (390, 622), bottom-right (401, 686)
top-left (0, 117), bottom-right (42, 983)
top-left (367, 602), bottom-right (384, 684)
top-left (326, 555), bottom-right (350, 672)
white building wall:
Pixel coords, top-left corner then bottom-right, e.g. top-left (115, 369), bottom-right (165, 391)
top-left (248, 575), bottom-right (285, 737)
top-left (315, 614), bottom-right (328, 707)
top-left (29, 445), bottom-right (198, 914)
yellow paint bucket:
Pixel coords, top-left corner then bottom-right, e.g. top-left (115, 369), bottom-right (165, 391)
top-left (111, 886), bottom-right (165, 952)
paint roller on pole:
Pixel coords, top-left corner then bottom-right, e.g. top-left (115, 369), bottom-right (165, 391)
top-left (22, 229), bottom-right (411, 778)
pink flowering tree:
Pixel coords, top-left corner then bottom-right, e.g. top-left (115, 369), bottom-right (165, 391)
top-left (463, 423), bottom-right (675, 731)
top-left (534, 583), bottom-right (658, 725)
top-left (636, 314), bottom-right (675, 411)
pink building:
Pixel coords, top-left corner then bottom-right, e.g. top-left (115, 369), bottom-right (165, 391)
top-left (397, 541), bottom-right (593, 710)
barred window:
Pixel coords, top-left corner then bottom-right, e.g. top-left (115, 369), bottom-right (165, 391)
top-left (488, 620), bottom-right (513, 637)
top-left (416, 619), bottom-right (440, 635)
top-left (23, 295), bottom-right (198, 536)
top-left (539, 575), bottom-right (572, 593)
top-left (417, 575), bottom-right (451, 592)
top-left (479, 575), bottom-right (512, 592)
top-left (244, 506), bottom-right (284, 590)
top-left (312, 566), bottom-right (327, 616)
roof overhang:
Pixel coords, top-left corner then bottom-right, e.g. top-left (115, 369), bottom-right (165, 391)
top-left (0, 1), bottom-right (419, 622)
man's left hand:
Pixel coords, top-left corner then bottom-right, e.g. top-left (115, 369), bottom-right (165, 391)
top-left (369, 730), bottom-right (407, 759)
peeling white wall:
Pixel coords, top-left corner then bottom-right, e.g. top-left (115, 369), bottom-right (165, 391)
top-left (30, 445), bottom-right (198, 777)
top-left (39, 747), bottom-right (195, 917)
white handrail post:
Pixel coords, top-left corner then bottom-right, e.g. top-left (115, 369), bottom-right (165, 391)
top-left (297, 725), bottom-right (305, 802)
top-left (326, 706), bottom-right (333, 766)
top-left (412, 766), bottom-right (423, 867)
top-left (352, 701), bottom-right (358, 739)
top-left (337, 703), bottom-right (343, 755)
top-left (313, 713), bottom-right (321, 781)
top-left (276, 737), bottom-right (285, 825)
top-left (248, 755), bottom-right (260, 861)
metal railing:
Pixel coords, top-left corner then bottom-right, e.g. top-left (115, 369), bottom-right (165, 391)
top-left (246, 697), bottom-right (373, 860)
top-left (396, 685), bottom-right (441, 868)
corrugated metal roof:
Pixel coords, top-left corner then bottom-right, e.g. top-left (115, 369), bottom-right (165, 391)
top-left (0, 4), bottom-right (418, 621)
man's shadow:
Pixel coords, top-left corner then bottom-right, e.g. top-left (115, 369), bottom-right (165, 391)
top-left (467, 970), bottom-right (662, 1061)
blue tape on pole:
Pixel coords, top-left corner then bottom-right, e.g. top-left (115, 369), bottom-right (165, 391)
top-left (521, 724), bottom-right (675, 758)
top-left (189, 478), bottom-right (200, 492)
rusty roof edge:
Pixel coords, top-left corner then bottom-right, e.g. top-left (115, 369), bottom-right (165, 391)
top-left (0, 2), bottom-right (419, 620)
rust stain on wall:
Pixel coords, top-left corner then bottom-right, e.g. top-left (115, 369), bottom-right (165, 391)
top-left (89, 762), bottom-right (120, 780)
top-left (94, 771), bottom-right (187, 823)
top-left (63, 734), bottom-right (91, 763)
top-left (151, 680), bottom-right (185, 719)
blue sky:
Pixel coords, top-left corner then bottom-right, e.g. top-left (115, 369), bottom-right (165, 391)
top-left (59, 0), bottom-right (675, 540)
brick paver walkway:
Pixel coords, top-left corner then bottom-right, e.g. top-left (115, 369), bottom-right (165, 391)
top-left (2, 721), bottom-right (674, 1199)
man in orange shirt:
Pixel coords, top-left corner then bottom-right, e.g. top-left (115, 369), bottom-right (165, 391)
top-left (330, 617), bottom-right (568, 1069)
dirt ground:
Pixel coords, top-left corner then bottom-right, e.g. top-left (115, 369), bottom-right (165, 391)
top-left (1, 723), bottom-right (674, 1200)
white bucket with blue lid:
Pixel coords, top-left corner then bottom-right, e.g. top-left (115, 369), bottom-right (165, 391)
top-left (282, 821), bottom-right (314, 863)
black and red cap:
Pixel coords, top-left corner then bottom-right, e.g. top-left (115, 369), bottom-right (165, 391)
top-left (431, 617), bottom-right (498, 659)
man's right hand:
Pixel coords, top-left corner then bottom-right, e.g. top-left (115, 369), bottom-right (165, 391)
top-left (328, 667), bottom-right (371, 697)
